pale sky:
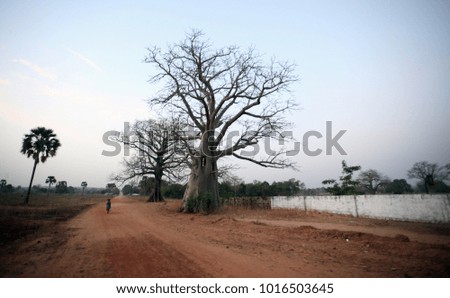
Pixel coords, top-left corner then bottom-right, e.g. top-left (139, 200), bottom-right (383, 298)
top-left (0, 0), bottom-right (449, 188)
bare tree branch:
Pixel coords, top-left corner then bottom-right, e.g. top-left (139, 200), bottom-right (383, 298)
top-left (144, 30), bottom-right (299, 211)
top-left (111, 118), bottom-right (190, 201)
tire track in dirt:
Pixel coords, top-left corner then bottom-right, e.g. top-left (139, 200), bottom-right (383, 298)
top-left (101, 198), bottom-right (302, 277)
top-left (100, 200), bottom-right (207, 277)
top-left (25, 198), bottom-right (210, 277)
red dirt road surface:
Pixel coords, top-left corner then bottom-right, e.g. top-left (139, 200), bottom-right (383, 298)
top-left (2, 196), bottom-right (450, 277)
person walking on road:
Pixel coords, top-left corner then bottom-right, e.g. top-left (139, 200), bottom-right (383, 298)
top-left (106, 198), bottom-right (111, 214)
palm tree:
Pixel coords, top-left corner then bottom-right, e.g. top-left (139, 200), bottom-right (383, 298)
top-left (81, 181), bottom-right (88, 196)
top-left (0, 179), bottom-right (6, 192)
top-left (45, 176), bottom-right (57, 198)
top-left (21, 127), bottom-right (61, 204)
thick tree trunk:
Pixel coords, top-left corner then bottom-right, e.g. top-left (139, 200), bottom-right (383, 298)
top-left (148, 161), bottom-right (164, 202)
top-left (181, 154), bottom-right (220, 213)
top-left (25, 160), bottom-right (38, 204)
top-left (425, 175), bottom-right (433, 194)
top-left (147, 174), bottom-right (164, 202)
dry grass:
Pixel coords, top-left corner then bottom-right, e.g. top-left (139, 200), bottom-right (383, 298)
top-left (0, 192), bottom-right (106, 206)
top-left (0, 193), bottom-right (106, 247)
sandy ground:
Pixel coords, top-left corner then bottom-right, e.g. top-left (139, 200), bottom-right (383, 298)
top-left (2, 196), bottom-right (450, 277)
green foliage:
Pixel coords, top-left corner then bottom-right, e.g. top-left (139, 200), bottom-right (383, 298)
top-left (122, 184), bottom-right (132, 195)
top-left (185, 193), bottom-right (217, 214)
top-left (45, 176), bottom-right (57, 186)
top-left (122, 184), bottom-right (139, 195)
top-left (101, 187), bottom-right (120, 195)
top-left (20, 127), bottom-right (61, 164)
top-left (322, 160), bottom-right (361, 195)
top-left (218, 182), bottom-right (237, 198)
top-left (162, 183), bottom-right (185, 199)
top-left (185, 196), bottom-right (197, 213)
top-left (384, 179), bottom-right (413, 194)
top-left (55, 181), bottom-right (68, 193)
top-left (0, 179), bottom-right (14, 194)
top-left (105, 183), bottom-right (120, 195)
top-left (271, 179), bottom-right (305, 196)
top-left (139, 176), bottom-right (153, 195)
top-left (415, 180), bottom-right (449, 194)
top-left (218, 178), bottom-right (304, 198)
top-left (20, 127), bottom-right (61, 204)
top-left (32, 185), bottom-right (47, 193)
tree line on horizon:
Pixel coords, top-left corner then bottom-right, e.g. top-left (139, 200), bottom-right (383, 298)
top-left (321, 160), bottom-right (450, 195)
top-left (0, 178), bottom-right (97, 196)
top-left (14, 127), bottom-right (448, 202)
top-left (115, 158), bottom-right (449, 199)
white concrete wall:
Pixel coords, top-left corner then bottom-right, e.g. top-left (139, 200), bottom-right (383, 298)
top-left (305, 195), bottom-right (357, 217)
top-left (271, 194), bottom-right (450, 223)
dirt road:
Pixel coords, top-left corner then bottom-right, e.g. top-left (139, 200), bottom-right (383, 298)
top-left (4, 197), bottom-right (450, 277)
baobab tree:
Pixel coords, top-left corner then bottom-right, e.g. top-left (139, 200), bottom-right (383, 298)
top-left (407, 161), bottom-right (449, 193)
top-left (81, 181), bottom-right (88, 196)
top-left (357, 169), bottom-right (390, 194)
top-left (21, 127), bottom-right (61, 204)
top-left (45, 176), bottom-right (57, 198)
top-left (112, 118), bottom-right (188, 202)
top-left (145, 30), bottom-right (298, 212)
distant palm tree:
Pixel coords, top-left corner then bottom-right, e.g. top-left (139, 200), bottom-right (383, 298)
top-left (45, 176), bottom-right (57, 198)
top-left (21, 127), bottom-right (61, 204)
top-left (0, 179), bottom-right (6, 192)
top-left (81, 181), bottom-right (88, 195)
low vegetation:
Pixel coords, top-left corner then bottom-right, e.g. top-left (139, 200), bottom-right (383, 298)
top-left (0, 193), bottom-right (105, 248)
